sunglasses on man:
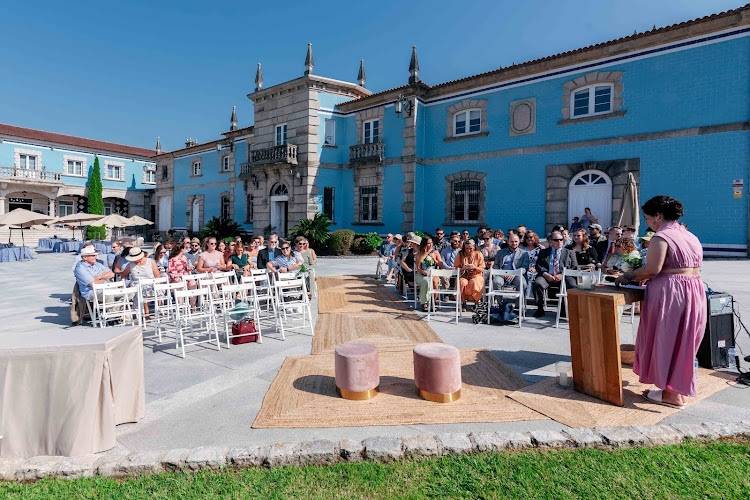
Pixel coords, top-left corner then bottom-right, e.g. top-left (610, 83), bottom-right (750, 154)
top-left (551, 238), bottom-right (564, 242)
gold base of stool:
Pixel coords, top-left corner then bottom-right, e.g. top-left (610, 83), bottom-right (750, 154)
top-left (418, 388), bottom-right (461, 403)
top-left (337, 386), bottom-right (379, 400)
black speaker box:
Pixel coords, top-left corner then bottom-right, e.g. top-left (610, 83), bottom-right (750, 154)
top-left (697, 293), bottom-right (735, 369)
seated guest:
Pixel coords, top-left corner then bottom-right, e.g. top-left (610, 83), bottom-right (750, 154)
top-left (440, 233), bottom-right (462, 269)
top-left (492, 229), bottom-right (505, 247)
top-left (433, 228), bottom-right (448, 252)
top-left (247, 237), bottom-right (261, 268)
top-left (256, 233), bottom-right (280, 269)
top-left (126, 247), bottom-right (161, 312)
top-left (386, 234), bottom-right (402, 282)
top-left (197, 237), bottom-right (228, 273)
top-left (461, 230), bottom-right (470, 243)
top-left (454, 239), bottom-right (485, 308)
top-left (570, 216), bottom-right (582, 232)
top-left (415, 236), bottom-right (444, 311)
top-left (106, 240), bottom-right (122, 269)
top-left (639, 231), bottom-right (654, 264)
top-left (230, 242), bottom-right (252, 278)
top-left (479, 233), bottom-right (500, 267)
top-left (74, 245), bottom-right (115, 301)
top-left (522, 231), bottom-right (543, 272)
top-left (605, 237), bottom-right (641, 273)
top-left (167, 243), bottom-right (195, 287)
top-left (152, 244), bottom-right (169, 274)
top-left (378, 234), bottom-right (395, 260)
top-left (296, 237), bottom-right (317, 268)
top-left (113, 244), bottom-right (132, 282)
top-left (588, 223), bottom-right (606, 247)
top-left (268, 242), bottom-right (302, 273)
top-left (532, 230), bottom-right (578, 317)
top-left (492, 232), bottom-right (529, 290)
top-left (598, 226), bottom-right (623, 268)
top-left (186, 237), bottom-right (202, 269)
top-left (568, 228), bottom-right (599, 269)
top-left (516, 225), bottom-right (528, 242)
top-left (399, 234), bottom-right (421, 287)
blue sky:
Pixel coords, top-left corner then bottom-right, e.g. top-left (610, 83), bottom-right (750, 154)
top-left (0, 0), bottom-right (744, 151)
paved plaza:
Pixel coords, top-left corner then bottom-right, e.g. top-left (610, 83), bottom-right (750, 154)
top-left (0, 252), bottom-right (749, 457)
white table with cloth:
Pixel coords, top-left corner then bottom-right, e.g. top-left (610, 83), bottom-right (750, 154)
top-left (0, 325), bottom-right (145, 458)
top-left (0, 246), bottom-right (34, 262)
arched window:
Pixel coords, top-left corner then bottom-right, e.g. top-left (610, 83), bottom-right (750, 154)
top-left (452, 180), bottom-right (480, 223)
top-left (271, 183), bottom-right (288, 196)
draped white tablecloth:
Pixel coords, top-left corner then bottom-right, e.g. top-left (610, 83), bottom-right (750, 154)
top-left (0, 325), bottom-right (145, 458)
top-left (0, 246), bottom-right (34, 262)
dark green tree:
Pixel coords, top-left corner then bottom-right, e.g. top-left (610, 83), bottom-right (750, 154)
top-left (86, 156), bottom-right (106, 240)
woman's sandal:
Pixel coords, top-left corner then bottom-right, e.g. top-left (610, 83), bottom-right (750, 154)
top-left (642, 389), bottom-right (685, 409)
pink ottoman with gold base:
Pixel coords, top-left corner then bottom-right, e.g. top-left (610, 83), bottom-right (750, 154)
top-left (413, 343), bottom-right (462, 403)
top-left (334, 341), bottom-right (379, 400)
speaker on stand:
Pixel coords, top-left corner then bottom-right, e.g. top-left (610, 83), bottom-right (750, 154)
top-left (697, 292), bottom-right (735, 369)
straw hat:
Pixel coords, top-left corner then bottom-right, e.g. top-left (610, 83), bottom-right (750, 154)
top-left (80, 245), bottom-right (98, 257)
top-left (407, 234), bottom-right (422, 245)
top-left (125, 247), bottom-right (146, 262)
top-left (393, 234), bottom-right (403, 241)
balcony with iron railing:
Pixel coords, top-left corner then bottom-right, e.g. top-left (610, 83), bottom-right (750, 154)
top-left (349, 142), bottom-right (384, 164)
top-left (0, 166), bottom-right (62, 183)
top-left (250, 144), bottom-right (298, 166)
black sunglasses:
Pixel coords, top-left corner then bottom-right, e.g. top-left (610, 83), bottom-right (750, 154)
top-left (551, 238), bottom-right (563, 242)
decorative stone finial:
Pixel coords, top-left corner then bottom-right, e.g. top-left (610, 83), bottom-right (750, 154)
top-left (230, 106), bottom-right (238, 131)
top-left (357, 59), bottom-right (366, 87)
top-left (408, 45), bottom-right (420, 84)
top-left (304, 42), bottom-right (314, 75)
top-left (155, 136), bottom-right (161, 155)
top-left (255, 63), bottom-right (263, 91)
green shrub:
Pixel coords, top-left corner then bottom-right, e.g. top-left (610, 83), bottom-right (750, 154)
top-left (290, 213), bottom-right (331, 249)
top-left (327, 229), bottom-right (355, 255)
top-left (351, 232), bottom-right (383, 254)
top-left (199, 217), bottom-right (242, 240)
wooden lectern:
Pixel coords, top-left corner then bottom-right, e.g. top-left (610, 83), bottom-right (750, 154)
top-left (567, 285), bottom-right (644, 406)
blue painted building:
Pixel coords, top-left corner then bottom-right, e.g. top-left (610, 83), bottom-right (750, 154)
top-left (0, 123), bottom-right (157, 220)
top-left (156, 6), bottom-right (750, 256)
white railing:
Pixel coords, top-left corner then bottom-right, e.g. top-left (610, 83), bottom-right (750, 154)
top-left (0, 167), bottom-right (62, 183)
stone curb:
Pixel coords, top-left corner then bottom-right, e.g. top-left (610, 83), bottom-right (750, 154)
top-left (3, 420), bottom-right (749, 481)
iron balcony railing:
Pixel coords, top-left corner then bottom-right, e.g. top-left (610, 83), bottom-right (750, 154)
top-left (349, 142), bottom-right (384, 164)
top-left (0, 166), bottom-right (62, 183)
top-left (250, 144), bottom-right (298, 166)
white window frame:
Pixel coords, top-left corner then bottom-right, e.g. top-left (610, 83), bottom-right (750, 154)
top-left (275, 124), bottom-right (288, 146)
top-left (570, 83), bottom-right (614, 119)
top-left (104, 162), bottom-right (124, 181)
top-left (359, 186), bottom-right (378, 222)
top-left (362, 119), bottom-right (380, 144)
top-left (323, 118), bottom-right (336, 146)
top-left (143, 167), bottom-right (156, 184)
top-left (18, 153), bottom-right (38, 170)
top-left (221, 155), bottom-right (231, 172)
top-left (64, 159), bottom-right (84, 177)
top-left (191, 161), bottom-right (202, 177)
top-left (58, 200), bottom-right (75, 217)
top-left (452, 109), bottom-right (482, 137)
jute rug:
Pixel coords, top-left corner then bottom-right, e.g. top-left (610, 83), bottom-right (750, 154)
top-left (252, 349), bottom-right (545, 428)
top-left (312, 275), bottom-right (443, 354)
top-left (507, 367), bottom-right (736, 428)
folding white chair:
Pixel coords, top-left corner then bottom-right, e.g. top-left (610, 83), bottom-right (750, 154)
top-left (181, 272), bottom-right (210, 284)
top-left (100, 286), bottom-right (140, 327)
top-left (136, 276), bottom-right (169, 328)
top-left (173, 287), bottom-right (221, 358)
top-left (556, 268), bottom-right (598, 328)
top-left (218, 282), bottom-right (263, 347)
top-left (426, 268), bottom-right (461, 324)
top-left (487, 268), bottom-right (526, 327)
top-left (242, 273), bottom-right (279, 328)
top-left (212, 270), bottom-right (238, 285)
top-left (274, 278), bottom-right (313, 340)
top-left (276, 271), bottom-right (300, 281)
top-left (153, 281), bottom-right (186, 342)
top-left (375, 257), bottom-right (388, 279)
top-left (92, 281), bottom-right (126, 328)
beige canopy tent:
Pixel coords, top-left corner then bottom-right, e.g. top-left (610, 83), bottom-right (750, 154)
top-left (617, 172), bottom-right (640, 236)
top-left (0, 208), bottom-right (55, 251)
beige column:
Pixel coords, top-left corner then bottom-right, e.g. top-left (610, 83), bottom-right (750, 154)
top-left (0, 196), bottom-right (5, 215)
top-left (48, 197), bottom-right (56, 217)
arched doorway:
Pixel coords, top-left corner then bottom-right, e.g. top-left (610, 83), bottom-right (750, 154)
top-left (568, 170), bottom-right (612, 229)
top-left (7, 191), bottom-right (50, 214)
top-left (270, 183), bottom-right (289, 236)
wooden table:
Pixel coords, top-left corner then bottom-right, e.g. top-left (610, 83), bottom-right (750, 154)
top-left (567, 285), bottom-right (644, 406)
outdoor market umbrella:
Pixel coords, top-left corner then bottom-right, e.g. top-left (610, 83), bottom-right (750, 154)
top-left (94, 213), bottom-right (135, 239)
top-left (0, 208), bottom-right (55, 251)
top-left (617, 172), bottom-right (640, 236)
top-left (126, 215), bottom-right (154, 226)
top-left (54, 212), bottom-right (107, 240)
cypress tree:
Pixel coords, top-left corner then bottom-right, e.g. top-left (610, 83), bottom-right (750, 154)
top-left (86, 155), bottom-right (106, 240)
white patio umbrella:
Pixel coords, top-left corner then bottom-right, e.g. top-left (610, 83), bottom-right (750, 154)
top-left (94, 213), bottom-right (135, 239)
top-left (127, 215), bottom-right (154, 226)
top-left (54, 212), bottom-right (107, 240)
top-left (0, 208), bottom-right (55, 250)
top-left (617, 172), bottom-right (640, 236)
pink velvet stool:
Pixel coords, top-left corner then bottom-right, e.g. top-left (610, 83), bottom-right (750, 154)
top-left (413, 343), bottom-right (462, 403)
top-left (334, 341), bottom-right (379, 400)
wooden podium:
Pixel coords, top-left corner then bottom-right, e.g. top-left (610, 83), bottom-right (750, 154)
top-left (567, 285), bottom-right (644, 406)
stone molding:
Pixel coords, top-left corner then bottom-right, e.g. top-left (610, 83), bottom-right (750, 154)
top-left (509, 98), bottom-right (536, 136)
top-left (353, 164), bottom-right (384, 224)
top-left (561, 71), bottom-right (623, 121)
top-left (13, 147), bottom-right (43, 169)
top-left (190, 157), bottom-right (203, 177)
top-left (61, 154), bottom-right (87, 176)
top-left (3, 421), bottom-right (748, 481)
top-left (219, 190), bottom-right (234, 221)
top-left (187, 194), bottom-right (205, 231)
top-left (355, 106), bottom-right (384, 145)
top-left (446, 99), bottom-right (488, 138)
top-left (444, 170), bottom-right (486, 225)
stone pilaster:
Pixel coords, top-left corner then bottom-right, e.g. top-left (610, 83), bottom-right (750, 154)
top-left (401, 97), bottom-right (418, 232)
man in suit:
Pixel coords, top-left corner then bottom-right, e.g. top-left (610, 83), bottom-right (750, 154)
top-left (492, 232), bottom-right (530, 290)
top-left (532, 230), bottom-right (578, 317)
top-left (597, 226), bottom-right (623, 268)
top-left (256, 233), bottom-right (280, 270)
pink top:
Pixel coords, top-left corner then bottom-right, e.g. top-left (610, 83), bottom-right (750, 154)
top-left (167, 255), bottom-right (191, 283)
top-left (653, 220), bottom-right (703, 269)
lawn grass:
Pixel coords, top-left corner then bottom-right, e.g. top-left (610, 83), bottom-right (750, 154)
top-left (2, 439), bottom-right (750, 499)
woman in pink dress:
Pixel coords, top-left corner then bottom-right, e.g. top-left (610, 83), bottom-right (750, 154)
top-left (617, 195), bottom-right (706, 407)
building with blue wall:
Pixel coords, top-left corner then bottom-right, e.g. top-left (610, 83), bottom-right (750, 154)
top-left (0, 123), bottom-right (157, 220)
top-left (156, 6), bottom-right (750, 256)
